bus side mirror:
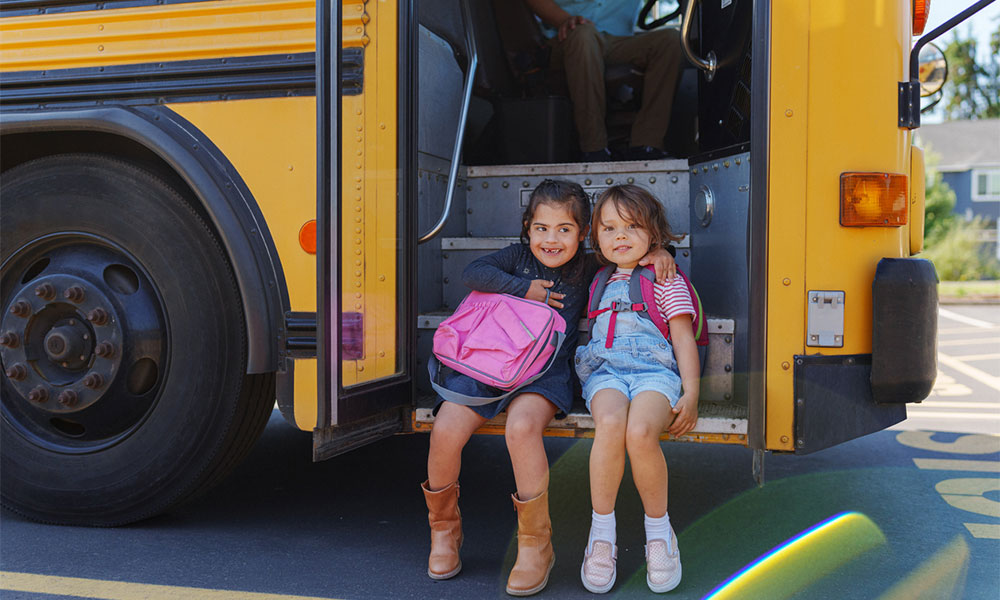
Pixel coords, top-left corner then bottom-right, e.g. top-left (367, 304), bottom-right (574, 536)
top-left (917, 42), bottom-right (947, 97)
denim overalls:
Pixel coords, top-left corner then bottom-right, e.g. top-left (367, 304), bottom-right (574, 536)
top-left (574, 274), bottom-right (682, 410)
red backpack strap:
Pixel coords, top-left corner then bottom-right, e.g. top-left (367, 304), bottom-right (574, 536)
top-left (631, 266), bottom-right (672, 341)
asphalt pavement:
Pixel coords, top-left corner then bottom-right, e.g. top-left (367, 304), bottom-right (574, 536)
top-left (2, 305), bottom-right (998, 600)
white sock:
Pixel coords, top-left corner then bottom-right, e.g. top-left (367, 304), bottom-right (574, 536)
top-left (644, 512), bottom-right (672, 546)
top-left (588, 510), bottom-right (616, 551)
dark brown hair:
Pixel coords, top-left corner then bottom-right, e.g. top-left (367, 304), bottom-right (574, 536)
top-left (590, 184), bottom-right (682, 265)
top-left (519, 179), bottom-right (591, 244)
top-left (520, 179), bottom-right (591, 281)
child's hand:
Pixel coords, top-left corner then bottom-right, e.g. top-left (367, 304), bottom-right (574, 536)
top-left (638, 246), bottom-right (676, 283)
top-left (526, 279), bottom-right (565, 309)
top-left (667, 393), bottom-right (698, 437)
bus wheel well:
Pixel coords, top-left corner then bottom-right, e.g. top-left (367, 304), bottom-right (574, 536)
top-left (1, 130), bottom-right (211, 225)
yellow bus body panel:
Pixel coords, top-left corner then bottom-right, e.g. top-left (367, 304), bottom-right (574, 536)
top-left (340, 0), bottom-right (398, 388)
top-left (767, 0), bottom-right (913, 451)
top-left (0, 0), bottom-right (315, 71)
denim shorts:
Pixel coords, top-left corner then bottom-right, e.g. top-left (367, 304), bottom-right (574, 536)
top-left (575, 337), bottom-right (683, 411)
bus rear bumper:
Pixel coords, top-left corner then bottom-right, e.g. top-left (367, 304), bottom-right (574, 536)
top-left (871, 257), bottom-right (938, 404)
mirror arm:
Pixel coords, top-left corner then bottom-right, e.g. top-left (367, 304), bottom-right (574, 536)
top-left (899, 0), bottom-right (996, 129)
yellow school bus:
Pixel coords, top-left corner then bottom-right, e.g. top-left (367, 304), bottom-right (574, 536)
top-left (0, 0), bottom-right (974, 525)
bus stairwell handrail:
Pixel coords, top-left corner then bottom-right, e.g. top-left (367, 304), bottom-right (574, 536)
top-left (418, 0), bottom-right (478, 244)
top-left (680, 0), bottom-right (716, 81)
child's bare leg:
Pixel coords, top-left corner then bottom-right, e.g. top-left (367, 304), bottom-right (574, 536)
top-left (427, 402), bottom-right (487, 490)
top-left (504, 393), bottom-right (558, 499)
top-left (589, 389), bottom-right (630, 514)
top-left (624, 391), bottom-right (675, 518)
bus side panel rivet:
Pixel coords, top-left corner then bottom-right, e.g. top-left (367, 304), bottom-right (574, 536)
top-left (781, 435), bottom-right (789, 443)
top-left (781, 361), bottom-right (790, 370)
top-left (796, 438), bottom-right (805, 447)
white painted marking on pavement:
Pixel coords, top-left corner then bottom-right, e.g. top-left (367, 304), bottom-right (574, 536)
top-left (916, 401), bottom-right (1000, 409)
top-left (938, 352), bottom-right (1000, 392)
top-left (902, 411), bottom-right (1000, 420)
top-left (913, 458), bottom-right (1000, 472)
top-left (938, 308), bottom-right (996, 329)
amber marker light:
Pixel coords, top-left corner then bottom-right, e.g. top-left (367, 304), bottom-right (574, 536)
top-left (299, 220), bottom-right (317, 254)
top-left (913, 0), bottom-right (931, 35)
top-left (840, 173), bottom-right (908, 227)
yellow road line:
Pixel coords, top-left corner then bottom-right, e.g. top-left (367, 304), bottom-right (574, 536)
top-left (0, 572), bottom-right (341, 600)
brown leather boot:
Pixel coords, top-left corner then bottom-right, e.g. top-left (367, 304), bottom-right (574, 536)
top-left (421, 480), bottom-right (463, 580)
top-left (506, 489), bottom-right (555, 596)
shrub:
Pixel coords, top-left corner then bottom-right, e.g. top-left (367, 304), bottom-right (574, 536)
top-left (922, 216), bottom-right (1000, 281)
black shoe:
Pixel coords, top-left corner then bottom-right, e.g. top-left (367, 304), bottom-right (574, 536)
top-left (580, 148), bottom-right (613, 162)
top-left (625, 146), bottom-right (672, 160)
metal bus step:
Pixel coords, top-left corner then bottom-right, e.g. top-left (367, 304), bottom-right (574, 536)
top-left (463, 159), bottom-right (690, 238)
top-left (414, 313), bottom-right (742, 442)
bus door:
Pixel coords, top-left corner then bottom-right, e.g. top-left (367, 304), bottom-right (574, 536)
top-left (314, 0), bottom-right (415, 460)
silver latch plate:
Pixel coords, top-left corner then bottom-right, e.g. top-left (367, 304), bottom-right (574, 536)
top-left (806, 291), bottom-right (845, 347)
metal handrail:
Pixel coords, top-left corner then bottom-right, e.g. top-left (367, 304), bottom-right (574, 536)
top-left (680, 0), bottom-right (716, 81)
top-left (418, 0), bottom-right (478, 244)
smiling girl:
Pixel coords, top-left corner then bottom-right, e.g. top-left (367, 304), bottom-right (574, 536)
top-left (421, 179), bottom-right (675, 596)
top-left (576, 184), bottom-right (700, 594)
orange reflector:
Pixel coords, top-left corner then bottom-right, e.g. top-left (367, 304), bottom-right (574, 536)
top-left (299, 220), bottom-right (317, 254)
top-left (840, 173), bottom-right (908, 227)
top-left (913, 0), bottom-right (931, 35)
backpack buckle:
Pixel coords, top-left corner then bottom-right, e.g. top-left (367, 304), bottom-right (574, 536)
top-left (611, 301), bottom-right (645, 312)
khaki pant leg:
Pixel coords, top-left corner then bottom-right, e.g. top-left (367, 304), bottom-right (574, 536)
top-left (604, 28), bottom-right (682, 149)
top-left (548, 22), bottom-right (608, 152)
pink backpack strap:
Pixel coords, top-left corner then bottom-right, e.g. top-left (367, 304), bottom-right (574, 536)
top-left (586, 266), bottom-right (615, 337)
top-left (631, 267), bottom-right (672, 340)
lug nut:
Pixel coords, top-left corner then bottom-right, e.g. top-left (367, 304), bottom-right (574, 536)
top-left (82, 373), bottom-right (104, 389)
top-left (95, 342), bottom-right (116, 358)
top-left (34, 283), bottom-right (56, 301)
top-left (6, 363), bottom-right (28, 381)
top-left (87, 307), bottom-right (109, 326)
top-left (10, 301), bottom-right (31, 318)
top-left (64, 286), bottom-right (86, 303)
top-left (28, 386), bottom-right (49, 403)
top-left (58, 390), bottom-right (79, 407)
top-left (0, 331), bottom-right (19, 348)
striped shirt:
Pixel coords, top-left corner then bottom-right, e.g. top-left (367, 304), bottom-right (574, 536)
top-left (607, 269), bottom-right (694, 324)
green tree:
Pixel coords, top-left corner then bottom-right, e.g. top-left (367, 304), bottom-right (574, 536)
top-left (923, 154), bottom-right (957, 244)
top-left (941, 24), bottom-right (1000, 119)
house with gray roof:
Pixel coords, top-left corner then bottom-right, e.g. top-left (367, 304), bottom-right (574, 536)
top-left (916, 119), bottom-right (1000, 223)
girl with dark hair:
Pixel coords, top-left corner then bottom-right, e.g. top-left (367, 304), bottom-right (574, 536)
top-left (421, 179), bottom-right (675, 596)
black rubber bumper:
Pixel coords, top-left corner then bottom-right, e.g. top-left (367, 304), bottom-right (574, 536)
top-left (871, 257), bottom-right (938, 403)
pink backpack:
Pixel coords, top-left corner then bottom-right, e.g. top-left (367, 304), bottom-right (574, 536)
top-left (429, 291), bottom-right (567, 405)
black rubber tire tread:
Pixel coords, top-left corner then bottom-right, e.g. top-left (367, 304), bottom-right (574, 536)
top-left (0, 154), bottom-right (274, 526)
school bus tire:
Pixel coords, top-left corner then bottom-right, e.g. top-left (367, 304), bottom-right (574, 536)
top-left (0, 154), bottom-right (275, 526)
